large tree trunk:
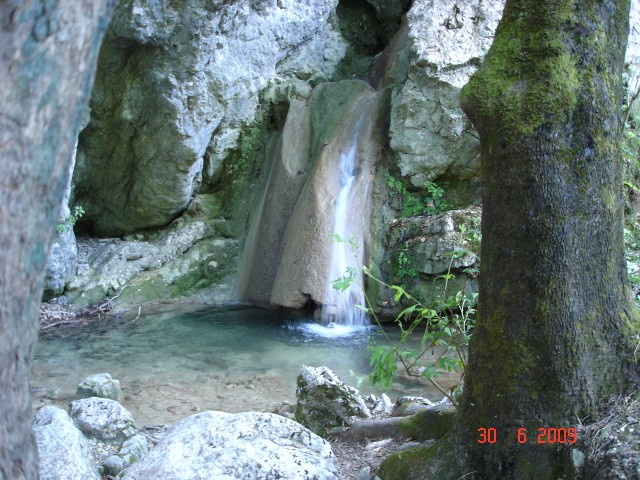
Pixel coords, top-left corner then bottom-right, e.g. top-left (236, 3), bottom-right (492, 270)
top-left (460, 0), bottom-right (638, 477)
top-left (0, 2), bottom-right (114, 477)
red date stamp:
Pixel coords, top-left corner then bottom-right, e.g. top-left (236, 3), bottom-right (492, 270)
top-left (477, 427), bottom-right (577, 444)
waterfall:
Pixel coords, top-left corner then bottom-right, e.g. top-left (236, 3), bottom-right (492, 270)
top-left (317, 109), bottom-right (372, 327)
top-left (238, 80), bottom-right (381, 333)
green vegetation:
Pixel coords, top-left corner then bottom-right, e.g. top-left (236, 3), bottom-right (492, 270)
top-left (333, 227), bottom-right (478, 407)
top-left (56, 205), bottom-right (84, 233)
top-left (228, 123), bottom-right (265, 175)
top-left (394, 242), bottom-right (418, 279)
top-left (386, 174), bottom-right (447, 219)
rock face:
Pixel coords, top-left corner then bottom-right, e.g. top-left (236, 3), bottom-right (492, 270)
top-left (388, 0), bottom-right (505, 187)
top-left (239, 79), bottom-right (385, 311)
top-left (384, 207), bottom-right (481, 307)
top-left (55, 0), bottom-right (507, 310)
top-left (69, 398), bottom-right (137, 442)
top-left (75, 0), bottom-right (347, 236)
top-left (33, 406), bottom-right (101, 480)
top-left (119, 411), bottom-right (337, 480)
top-left (65, 194), bottom-right (238, 308)
top-left (76, 373), bottom-right (123, 402)
top-left (295, 365), bottom-right (370, 437)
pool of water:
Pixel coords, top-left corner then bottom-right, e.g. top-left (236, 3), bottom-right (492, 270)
top-left (31, 304), bottom-right (460, 425)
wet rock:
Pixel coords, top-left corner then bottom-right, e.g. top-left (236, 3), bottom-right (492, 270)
top-left (70, 398), bottom-right (137, 442)
top-left (33, 406), bottom-right (101, 480)
top-left (102, 433), bottom-right (148, 476)
top-left (76, 373), bottom-right (123, 402)
top-left (295, 365), bottom-right (370, 437)
top-left (119, 411), bottom-right (337, 480)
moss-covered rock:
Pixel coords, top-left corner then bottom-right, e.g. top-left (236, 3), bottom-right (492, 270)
top-left (65, 194), bottom-right (238, 309)
top-left (295, 365), bottom-right (370, 437)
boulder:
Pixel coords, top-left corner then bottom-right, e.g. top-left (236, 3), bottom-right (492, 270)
top-left (44, 227), bottom-right (78, 298)
top-left (76, 373), bottom-right (123, 402)
top-left (69, 397), bottom-right (137, 442)
top-left (33, 406), bottom-right (101, 480)
top-left (119, 411), bottom-right (337, 480)
top-left (295, 365), bottom-right (370, 437)
top-left (44, 153), bottom-right (78, 298)
top-left (389, 0), bottom-right (505, 187)
top-left (103, 433), bottom-right (148, 477)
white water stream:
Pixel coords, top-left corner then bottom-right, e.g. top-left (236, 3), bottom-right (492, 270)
top-left (316, 97), bottom-right (377, 329)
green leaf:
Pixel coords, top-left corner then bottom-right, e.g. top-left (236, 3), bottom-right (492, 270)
top-left (392, 285), bottom-right (406, 302)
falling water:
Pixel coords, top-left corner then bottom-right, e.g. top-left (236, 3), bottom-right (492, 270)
top-left (317, 101), bottom-right (375, 328)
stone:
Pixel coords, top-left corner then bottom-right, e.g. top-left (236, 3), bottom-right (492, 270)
top-left (76, 373), bottom-right (123, 402)
top-left (44, 153), bottom-right (78, 299)
top-left (75, 0), bottom-right (347, 236)
top-left (372, 393), bottom-right (394, 414)
top-left (295, 365), bottom-right (370, 437)
top-left (44, 227), bottom-right (78, 298)
top-left (119, 411), bottom-right (337, 480)
top-left (69, 397), bottom-right (137, 442)
top-left (388, 0), bottom-right (505, 187)
top-left (241, 80), bottom-right (385, 310)
top-left (385, 207), bottom-right (481, 306)
top-left (65, 194), bottom-right (238, 308)
top-left (103, 433), bottom-right (148, 476)
top-left (33, 406), bottom-right (101, 480)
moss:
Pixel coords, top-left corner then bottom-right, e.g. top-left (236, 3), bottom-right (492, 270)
top-left (398, 406), bottom-right (456, 441)
top-left (377, 433), bottom-right (469, 480)
top-left (461, 3), bottom-right (580, 142)
top-left (377, 444), bottom-right (439, 480)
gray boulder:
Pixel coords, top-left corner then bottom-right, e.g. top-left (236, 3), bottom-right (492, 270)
top-left (44, 153), bottom-right (78, 298)
top-left (33, 406), bottom-right (101, 480)
top-left (76, 373), bottom-right (123, 402)
top-left (295, 365), bottom-right (370, 437)
top-left (44, 227), bottom-right (78, 298)
top-left (389, 0), bottom-right (505, 187)
top-left (103, 433), bottom-right (148, 477)
top-left (70, 397), bottom-right (137, 442)
top-left (119, 411), bottom-right (337, 480)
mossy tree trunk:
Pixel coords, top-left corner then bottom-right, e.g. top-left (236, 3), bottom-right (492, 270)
top-left (0, 2), bottom-right (114, 478)
top-left (460, 0), bottom-right (638, 477)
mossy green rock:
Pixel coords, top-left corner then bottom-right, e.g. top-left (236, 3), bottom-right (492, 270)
top-left (295, 366), bottom-right (370, 438)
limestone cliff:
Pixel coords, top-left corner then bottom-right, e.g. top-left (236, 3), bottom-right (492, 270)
top-left (47, 0), bottom-right (508, 310)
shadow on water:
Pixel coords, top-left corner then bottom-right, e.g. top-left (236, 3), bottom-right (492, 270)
top-left (32, 304), bottom-right (456, 425)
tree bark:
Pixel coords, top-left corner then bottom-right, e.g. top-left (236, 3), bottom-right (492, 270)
top-left (0, 2), bottom-right (114, 478)
top-left (460, 0), bottom-right (638, 477)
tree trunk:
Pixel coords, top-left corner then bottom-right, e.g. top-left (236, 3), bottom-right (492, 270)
top-left (0, 2), bottom-right (114, 478)
top-left (460, 0), bottom-right (638, 477)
